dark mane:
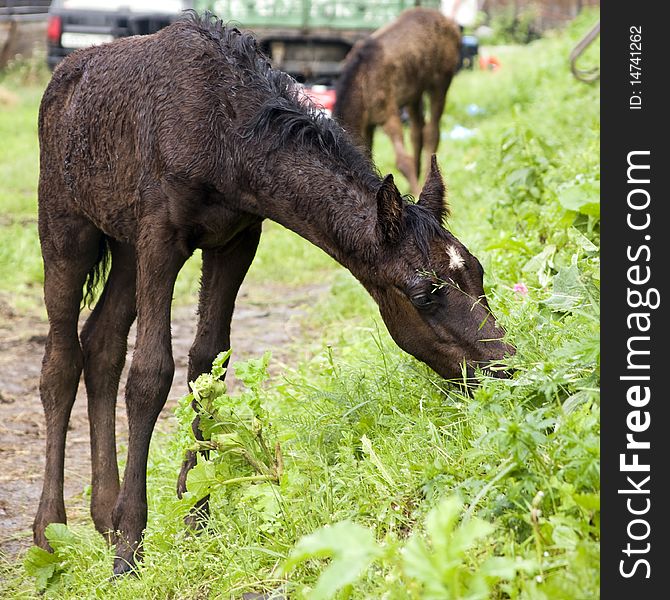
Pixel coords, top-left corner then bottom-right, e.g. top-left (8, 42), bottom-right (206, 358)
top-left (246, 83), bottom-right (381, 190)
top-left (182, 10), bottom-right (269, 73)
top-left (182, 11), bottom-right (381, 191)
top-left (244, 76), bottom-right (337, 153)
top-left (186, 12), bottom-right (446, 247)
top-left (404, 202), bottom-right (449, 257)
top-left (333, 38), bottom-right (380, 120)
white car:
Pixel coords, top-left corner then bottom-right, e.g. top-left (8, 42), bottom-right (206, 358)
top-left (46, 0), bottom-right (195, 69)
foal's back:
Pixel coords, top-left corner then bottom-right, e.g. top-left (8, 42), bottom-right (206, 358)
top-left (38, 21), bottom-right (262, 243)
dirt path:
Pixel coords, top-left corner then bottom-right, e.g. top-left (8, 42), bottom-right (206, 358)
top-left (0, 280), bottom-right (327, 558)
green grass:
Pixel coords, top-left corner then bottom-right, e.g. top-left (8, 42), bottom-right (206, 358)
top-left (0, 61), bottom-right (48, 313)
top-left (1, 10), bottom-right (600, 599)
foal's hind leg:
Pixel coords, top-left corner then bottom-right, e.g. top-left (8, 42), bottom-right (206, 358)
top-left (33, 217), bottom-right (102, 550)
top-left (80, 241), bottom-right (137, 540)
top-left (407, 99), bottom-right (425, 181)
top-left (362, 124), bottom-right (375, 156)
top-left (383, 112), bottom-right (420, 195)
top-left (422, 81), bottom-right (451, 179)
top-left (177, 224), bottom-right (262, 527)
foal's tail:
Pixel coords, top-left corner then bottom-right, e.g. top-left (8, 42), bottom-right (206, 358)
top-left (82, 235), bottom-right (111, 308)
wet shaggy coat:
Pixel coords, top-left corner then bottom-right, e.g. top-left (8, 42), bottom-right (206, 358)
top-left (334, 8), bottom-right (461, 194)
top-left (34, 13), bottom-right (510, 576)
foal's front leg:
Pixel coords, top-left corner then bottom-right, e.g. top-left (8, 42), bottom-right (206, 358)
top-left (177, 225), bottom-right (262, 526)
top-left (111, 232), bottom-right (186, 576)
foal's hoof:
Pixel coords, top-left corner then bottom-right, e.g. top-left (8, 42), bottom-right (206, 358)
top-left (112, 557), bottom-right (140, 578)
top-left (33, 504), bottom-right (67, 551)
top-left (184, 513), bottom-right (207, 532)
top-left (112, 535), bottom-right (143, 577)
top-left (242, 588), bottom-right (287, 600)
top-left (32, 526), bottom-right (54, 553)
top-left (184, 496), bottom-right (210, 532)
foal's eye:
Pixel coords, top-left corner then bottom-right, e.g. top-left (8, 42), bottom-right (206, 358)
top-left (410, 293), bottom-right (434, 309)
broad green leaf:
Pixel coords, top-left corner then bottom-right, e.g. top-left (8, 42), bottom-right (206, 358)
top-left (211, 349), bottom-right (232, 378)
top-left (506, 166), bottom-right (533, 188)
top-left (448, 517), bottom-right (495, 556)
top-left (185, 460), bottom-right (217, 501)
top-left (24, 546), bottom-right (61, 591)
top-left (542, 264), bottom-right (583, 311)
top-left (234, 352), bottom-right (271, 389)
top-left (283, 521), bottom-right (381, 600)
top-left (552, 524), bottom-right (579, 549)
top-left (197, 412), bottom-right (220, 441)
top-left (480, 556), bottom-right (536, 579)
top-left (522, 245), bottom-right (556, 287)
top-left (562, 391), bottom-right (591, 414)
top-left (242, 482), bottom-right (281, 520)
top-left (485, 237), bottom-right (531, 253)
top-left (574, 492), bottom-right (600, 512)
top-left (44, 523), bottom-right (76, 552)
top-left (402, 536), bottom-right (447, 599)
top-left (558, 181), bottom-right (600, 218)
top-left (568, 227), bottom-right (598, 253)
top-left (403, 497), bottom-right (498, 599)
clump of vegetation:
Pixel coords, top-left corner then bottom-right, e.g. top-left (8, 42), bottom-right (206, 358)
top-left (474, 6), bottom-right (542, 45)
top-left (2, 9), bottom-right (599, 599)
top-left (176, 351), bottom-right (284, 505)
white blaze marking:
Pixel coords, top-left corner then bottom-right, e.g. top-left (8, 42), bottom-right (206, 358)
top-left (447, 246), bottom-right (465, 270)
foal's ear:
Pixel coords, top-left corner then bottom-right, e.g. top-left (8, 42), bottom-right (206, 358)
top-left (376, 174), bottom-right (404, 244)
top-left (418, 155), bottom-right (449, 223)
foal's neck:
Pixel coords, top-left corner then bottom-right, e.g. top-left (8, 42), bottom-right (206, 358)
top-left (250, 151), bottom-right (381, 276)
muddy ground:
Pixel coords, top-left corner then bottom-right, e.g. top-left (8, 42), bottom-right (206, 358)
top-left (0, 281), bottom-right (326, 559)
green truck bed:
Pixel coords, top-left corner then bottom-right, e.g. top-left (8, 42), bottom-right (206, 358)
top-left (203, 0), bottom-right (439, 30)
top-left (198, 0), bottom-right (441, 83)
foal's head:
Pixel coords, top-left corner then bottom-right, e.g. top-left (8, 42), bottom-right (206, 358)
top-left (366, 157), bottom-right (514, 381)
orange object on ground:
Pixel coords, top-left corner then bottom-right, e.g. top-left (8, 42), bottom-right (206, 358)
top-left (479, 53), bottom-right (501, 71)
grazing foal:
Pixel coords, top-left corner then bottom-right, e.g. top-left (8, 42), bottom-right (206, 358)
top-left (34, 14), bottom-right (511, 574)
